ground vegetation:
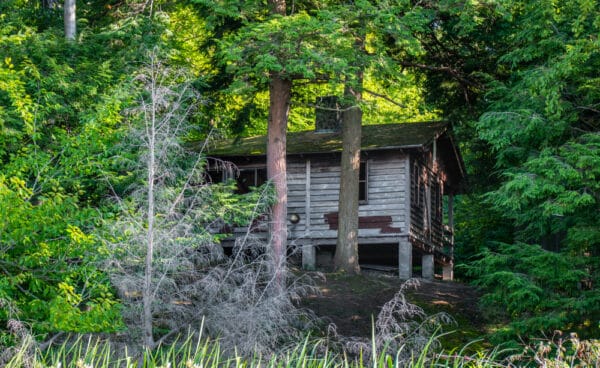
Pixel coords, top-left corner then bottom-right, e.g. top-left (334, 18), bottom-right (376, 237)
top-left (0, 0), bottom-right (599, 363)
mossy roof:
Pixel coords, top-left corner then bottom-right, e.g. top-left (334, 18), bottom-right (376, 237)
top-left (207, 121), bottom-right (449, 157)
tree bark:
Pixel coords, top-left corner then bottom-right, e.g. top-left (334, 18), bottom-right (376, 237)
top-left (334, 21), bottom-right (365, 273)
top-left (267, 75), bottom-right (291, 288)
top-left (333, 103), bottom-right (362, 274)
top-left (64, 0), bottom-right (76, 41)
top-left (266, 0), bottom-right (290, 289)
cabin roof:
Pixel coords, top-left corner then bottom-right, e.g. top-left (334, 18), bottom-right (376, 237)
top-left (208, 121), bottom-right (450, 157)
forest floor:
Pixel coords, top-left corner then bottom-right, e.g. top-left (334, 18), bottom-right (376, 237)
top-left (299, 270), bottom-right (488, 350)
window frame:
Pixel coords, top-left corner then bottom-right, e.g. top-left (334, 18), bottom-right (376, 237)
top-left (358, 160), bottom-right (368, 205)
top-left (232, 167), bottom-right (267, 194)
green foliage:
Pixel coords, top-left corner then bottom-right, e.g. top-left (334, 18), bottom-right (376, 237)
top-left (10, 330), bottom-right (600, 367)
top-left (507, 331), bottom-right (600, 367)
top-left (0, 1), bottom-right (188, 336)
top-left (204, 181), bottom-right (275, 229)
top-left (2, 331), bottom-right (510, 368)
top-left (412, 0), bottom-right (600, 344)
top-left (489, 134), bottom-right (600, 244)
top-left (467, 242), bottom-right (598, 341)
top-left (465, 0), bottom-right (600, 342)
top-left (191, 0), bottom-right (440, 138)
top-left (0, 175), bottom-right (123, 333)
top-left (1, 0), bottom-right (599, 348)
top-left (221, 11), bottom-right (353, 84)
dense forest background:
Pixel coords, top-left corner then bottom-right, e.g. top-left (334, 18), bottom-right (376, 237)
top-left (1, 0), bottom-right (599, 354)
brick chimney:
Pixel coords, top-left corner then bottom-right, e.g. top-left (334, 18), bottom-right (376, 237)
top-left (315, 96), bottom-right (342, 132)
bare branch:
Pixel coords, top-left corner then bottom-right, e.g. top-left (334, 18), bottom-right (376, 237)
top-left (363, 88), bottom-right (407, 108)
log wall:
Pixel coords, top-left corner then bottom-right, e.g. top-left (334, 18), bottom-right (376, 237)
top-left (287, 151), bottom-right (409, 242)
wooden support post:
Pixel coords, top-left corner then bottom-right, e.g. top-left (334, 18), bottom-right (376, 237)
top-left (443, 262), bottom-right (453, 281)
top-left (302, 159), bottom-right (315, 271)
top-left (302, 244), bottom-right (316, 271)
top-left (422, 254), bottom-right (434, 280)
top-left (398, 238), bottom-right (412, 279)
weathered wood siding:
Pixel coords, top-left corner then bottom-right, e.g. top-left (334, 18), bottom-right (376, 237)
top-left (287, 160), bottom-right (308, 239)
top-left (287, 152), bottom-right (409, 242)
top-left (409, 158), bottom-right (443, 249)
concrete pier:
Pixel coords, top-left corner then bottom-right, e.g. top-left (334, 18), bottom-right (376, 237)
top-left (398, 239), bottom-right (412, 279)
top-left (302, 244), bottom-right (316, 270)
top-left (422, 254), bottom-right (434, 280)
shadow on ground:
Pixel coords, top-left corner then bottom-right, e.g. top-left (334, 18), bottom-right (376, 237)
top-left (300, 270), bottom-right (487, 350)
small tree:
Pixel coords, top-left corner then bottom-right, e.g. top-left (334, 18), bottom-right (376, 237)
top-left (103, 50), bottom-right (316, 352)
top-left (103, 50), bottom-right (207, 348)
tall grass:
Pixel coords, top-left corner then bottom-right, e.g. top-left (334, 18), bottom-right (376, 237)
top-left (2, 332), bottom-right (508, 368)
top-left (6, 330), bottom-right (599, 368)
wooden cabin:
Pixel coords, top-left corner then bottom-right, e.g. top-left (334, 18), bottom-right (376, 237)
top-left (207, 120), bottom-right (464, 280)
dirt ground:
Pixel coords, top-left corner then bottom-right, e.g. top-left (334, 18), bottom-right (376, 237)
top-left (299, 270), bottom-right (486, 347)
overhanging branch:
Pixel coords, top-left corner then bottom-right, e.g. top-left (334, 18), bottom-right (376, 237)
top-left (363, 88), bottom-right (406, 108)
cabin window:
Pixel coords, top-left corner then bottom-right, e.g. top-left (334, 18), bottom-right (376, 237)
top-left (206, 169), bottom-right (224, 183)
top-left (235, 167), bottom-right (267, 194)
top-left (359, 161), bottom-right (368, 204)
top-left (206, 166), bottom-right (267, 194)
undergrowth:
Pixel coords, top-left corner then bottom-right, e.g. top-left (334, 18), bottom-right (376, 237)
top-left (4, 330), bottom-right (598, 368)
top-left (0, 332), bottom-right (501, 368)
top-left (3, 277), bottom-right (598, 367)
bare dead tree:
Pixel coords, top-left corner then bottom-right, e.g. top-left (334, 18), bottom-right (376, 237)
top-left (101, 50), bottom-right (318, 354)
top-left (101, 50), bottom-right (207, 348)
top-left (332, 279), bottom-right (455, 365)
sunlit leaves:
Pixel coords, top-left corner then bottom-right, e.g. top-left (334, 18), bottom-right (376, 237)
top-left (220, 11), bottom-right (353, 84)
top-left (0, 175), bottom-right (123, 333)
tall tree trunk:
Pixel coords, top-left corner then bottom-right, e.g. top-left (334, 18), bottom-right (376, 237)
top-left (142, 65), bottom-right (158, 349)
top-left (333, 103), bottom-right (362, 274)
top-left (267, 75), bottom-right (291, 288)
top-left (334, 71), bottom-right (363, 274)
top-left (64, 0), bottom-right (76, 41)
top-left (267, 0), bottom-right (290, 289)
top-left (334, 11), bottom-right (365, 273)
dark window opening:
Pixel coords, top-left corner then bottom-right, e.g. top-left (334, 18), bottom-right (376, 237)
top-left (235, 168), bottom-right (267, 194)
top-left (206, 167), bottom-right (267, 194)
top-left (206, 169), bottom-right (223, 184)
top-left (359, 161), bottom-right (368, 204)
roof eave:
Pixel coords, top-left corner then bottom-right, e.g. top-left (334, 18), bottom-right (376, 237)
top-left (208, 144), bottom-right (427, 158)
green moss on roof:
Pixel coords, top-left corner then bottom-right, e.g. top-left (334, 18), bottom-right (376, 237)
top-left (206, 121), bottom-right (449, 157)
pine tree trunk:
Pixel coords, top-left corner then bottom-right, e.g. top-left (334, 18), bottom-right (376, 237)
top-left (333, 104), bottom-right (362, 274)
top-left (64, 0), bottom-right (76, 41)
top-left (266, 0), bottom-right (290, 289)
top-left (267, 75), bottom-right (291, 288)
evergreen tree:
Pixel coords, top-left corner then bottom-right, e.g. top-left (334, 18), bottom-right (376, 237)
top-left (406, 0), bottom-right (600, 340)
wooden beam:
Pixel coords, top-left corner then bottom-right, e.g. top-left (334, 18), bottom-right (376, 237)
top-left (305, 159), bottom-right (311, 234)
top-left (405, 156), bottom-right (412, 239)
